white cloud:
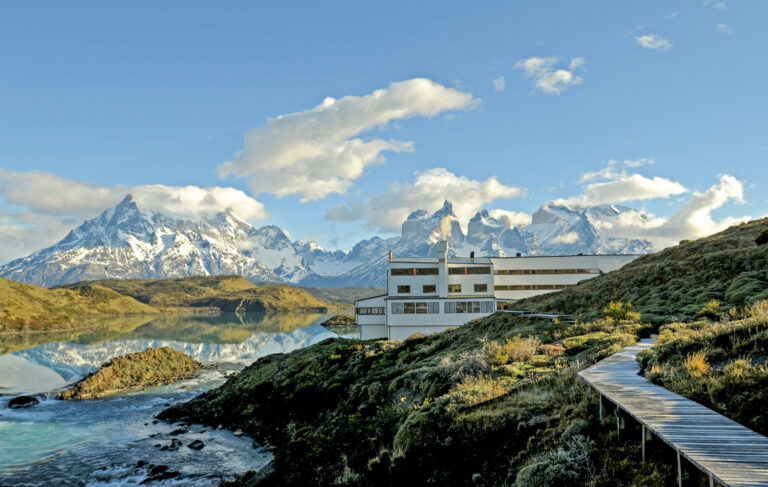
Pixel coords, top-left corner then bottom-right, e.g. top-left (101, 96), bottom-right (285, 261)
top-left (635, 33), bottom-right (673, 51)
top-left (561, 174), bottom-right (688, 207)
top-left (488, 209), bottom-right (532, 228)
top-left (570, 175), bottom-right (748, 249)
top-left (513, 56), bottom-right (584, 95)
top-left (492, 76), bottom-right (506, 92)
top-left (551, 231), bottom-right (580, 245)
top-left (716, 24), bottom-right (732, 34)
top-left (665, 11), bottom-right (680, 19)
top-left (218, 78), bottom-right (478, 202)
top-left (0, 169), bottom-right (268, 264)
top-left (580, 158), bottom-right (655, 182)
top-left (324, 168), bottom-right (525, 232)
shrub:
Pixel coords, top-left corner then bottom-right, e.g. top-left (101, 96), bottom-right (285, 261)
top-left (756, 229), bottom-right (768, 246)
top-left (749, 300), bottom-right (768, 321)
top-left (485, 335), bottom-right (541, 365)
top-left (603, 301), bottom-right (641, 324)
top-left (724, 358), bottom-right (752, 380)
top-left (437, 349), bottom-right (490, 383)
top-left (684, 352), bottom-right (710, 377)
top-left (696, 299), bottom-right (722, 321)
top-left (513, 435), bottom-right (594, 487)
top-left (450, 375), bottom-right (510, 407)
top-left (541, 344), bottom-right (566, 357)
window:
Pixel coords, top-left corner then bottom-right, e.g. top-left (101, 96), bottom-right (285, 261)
top-left (481, 301), bottom-right (495, 313)
top-left (415, 267), bottom-right (439, 276)
top-left (394, 301), bottom-right (440, 314)
top-left (447, 301), bottom-right (490, 313)
top-left (467, 266), bottom-right (491, 275)
top-left (494, 284), bottom-right (574, 291)
top-left (391, 268), bottom-right (412, 276)
top-left (391, 267), bottom-right (439, 276)
top-left (423, 284), bottom-right (436, 294)
top-left (397, 285), bottom-right (410, 294)
top-left (474, 284), bottom-right (488, 293)
top-left (448, 284), bottom-right (461, 293)
top-left (356, 307), bottom-right (384, 315)
top-left (448, 266), bottom-right (491, 275)
top-left (496, 268), bottom-right (602, 275)
top-left (444, 301), bottom-right (456, 313)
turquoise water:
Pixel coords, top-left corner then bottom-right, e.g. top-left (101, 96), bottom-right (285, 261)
top-left (0, 312), bottom-right (337, 486)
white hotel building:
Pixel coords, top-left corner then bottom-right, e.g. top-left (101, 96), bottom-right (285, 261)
top-left (355, 241), bottom-right (638, 340)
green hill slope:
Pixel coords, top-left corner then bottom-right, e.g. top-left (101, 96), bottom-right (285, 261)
top-left (519, 217), bottom-right (768, 323)
top-left (0, 277), bottom-right (157, 332)
top-left (160, 220), bottom-right (768, 486)
top-left (57, 276), bottom-right (330, 312)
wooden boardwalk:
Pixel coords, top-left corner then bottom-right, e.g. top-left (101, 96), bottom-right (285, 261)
top-left (579, 339), bottom-right (768, 487)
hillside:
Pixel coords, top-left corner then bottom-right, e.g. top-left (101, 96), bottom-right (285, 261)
top-left (0, 277), bottom-right (157, 333)
top-left (56, 276), bottom-right (331, 312)
top-left (518, 217), bottom-right (768, 323)
top-left (162, 218), bottom-right (768, 486)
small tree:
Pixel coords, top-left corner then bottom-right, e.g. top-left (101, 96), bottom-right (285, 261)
top-left (603, 301), bottom-right (641, 324)
top-left (756, 229), bottom-right (768, 246)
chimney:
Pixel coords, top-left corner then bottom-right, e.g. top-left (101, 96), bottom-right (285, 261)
top-left (516, 252), bottom-right (522, 258)
top-left (470, 251), bottom-right (475, 261)
top-left (436, 240), bottom-right (448, 298)
top-left (388, 251), bottom-right (393, 262)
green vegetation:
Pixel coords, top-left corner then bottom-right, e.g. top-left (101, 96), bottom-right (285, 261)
top-left (638, 300), bottom-right (768, 435)
top-left (158, 217), bottom-right (768, 486)
top-left (756, 229), bottom-right (768, 246)
top-left (517, 217), bottom-right (768, 323)
top-left (58, 346), bottom-right (204, 400)
top-left (321, 314), bottom-right (357, 335)
top-left (57, 276), bottom-right (331, 312)
top-left (0, 277), bottom-right (157, 333)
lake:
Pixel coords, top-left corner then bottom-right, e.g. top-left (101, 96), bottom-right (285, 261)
top-left (0, 312), bottom-right (342, 486)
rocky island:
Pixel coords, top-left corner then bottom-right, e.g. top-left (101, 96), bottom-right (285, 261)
top-left (57, 347), bottom-right (204, 400)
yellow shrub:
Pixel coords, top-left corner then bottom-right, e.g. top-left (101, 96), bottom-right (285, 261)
top-left (749, 300), bottom-right (768, 321)
top-left (724, 358), bottom-right (751, 379)
top-left (540, 344), bottom-right (566, 357)
top-left (485, 335), bottom-right (541, 365)
top-left (684, 352), bottom-right (710, 377)
top-left (603, 301), bottom-right (641, 324)
top-left (451, 375), bottom-right (510, 407)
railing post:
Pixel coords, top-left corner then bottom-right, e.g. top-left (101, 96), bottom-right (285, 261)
top-left (677, 450), bottom-right (682, 487)
top-left (709, 474), bottom-right (714, 487)
top-left (599, 395), bottom-right (604, 421)
top-left (642, 425), bottom-right (646, 462)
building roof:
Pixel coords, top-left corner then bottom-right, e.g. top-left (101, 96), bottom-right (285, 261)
top-left (385, 295), bottom-right (495, 300)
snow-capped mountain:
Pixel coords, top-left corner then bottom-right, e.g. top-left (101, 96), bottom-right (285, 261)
top-left (0, 196), bottom-right (652, 289)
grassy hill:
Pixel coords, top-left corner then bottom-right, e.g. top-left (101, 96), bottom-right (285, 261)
top-left (162, 218), bottom-right (768, 487)
top-left (57, 276), bottom-right (331, 312)
top-left (0, 277), bottom-right (157, 333)
top-left (518, 217), bottom-right (768, 323)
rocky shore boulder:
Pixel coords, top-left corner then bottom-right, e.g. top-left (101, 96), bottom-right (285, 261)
top-left (8, 395), bottom-right (40, 408)
top-left (57, 347), bottom-right (204, 400)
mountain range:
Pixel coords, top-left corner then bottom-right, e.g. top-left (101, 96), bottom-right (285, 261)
top-left (0, 195), bottom-right (652, 288)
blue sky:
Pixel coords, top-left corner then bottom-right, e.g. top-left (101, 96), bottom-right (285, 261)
top-left (0, 1), bottom-right (765, 262)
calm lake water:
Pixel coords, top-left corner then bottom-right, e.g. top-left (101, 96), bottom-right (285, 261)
top-left (0, 312), bottom-right (340, 486)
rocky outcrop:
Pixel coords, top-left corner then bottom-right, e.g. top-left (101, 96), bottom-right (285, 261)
top-left (57, 347), bottom-right (204, 400)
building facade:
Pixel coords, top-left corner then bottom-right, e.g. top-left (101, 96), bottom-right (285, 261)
top-left (355, 241), bottom-right (638, 340)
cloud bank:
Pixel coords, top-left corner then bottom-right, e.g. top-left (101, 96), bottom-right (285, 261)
top-left (219, 78), bottom-right (478, 202)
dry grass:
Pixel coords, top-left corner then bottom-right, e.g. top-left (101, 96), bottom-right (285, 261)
top-left (450, 375), bottom-right (510, 407)
top-left (484, 335), bottom-right (541, 365)
top-left (540, 343), bottom-right (566, 357)
top-left (684, 352), bottom-right (710, 377)
top-left (724, 358), bottom-right (752, 380)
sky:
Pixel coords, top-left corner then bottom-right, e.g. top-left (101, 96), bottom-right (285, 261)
top-left (0, 1), bottom-right (766, 263)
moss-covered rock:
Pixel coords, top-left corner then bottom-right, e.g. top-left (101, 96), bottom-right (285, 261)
top-left (57, 347), bottom-right (203, 400)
